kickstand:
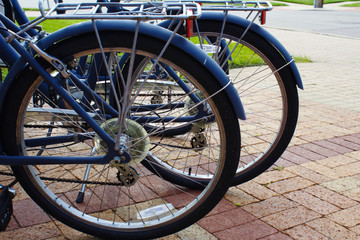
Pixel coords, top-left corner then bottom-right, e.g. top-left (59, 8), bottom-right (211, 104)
top-left (76, 147), bottom-right (96, 203)
top-left (76, 164), bottom-right (91, 203)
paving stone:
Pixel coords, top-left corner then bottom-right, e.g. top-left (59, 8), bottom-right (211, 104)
top-left (261, 206), bottom-right (321, 231)
top-left (51, 221), bottom-right (101, 240)
top-left (321, 177), bottom-right (360, 192)
top-left (242, 196), bottom-right (298, 218)
top-left (12, 198), bottom-right (51, 228)
top-left (350, 225), bottom-right (360, 235)
top-left (253, 170), bottom-right (296, 185)
top-left (343, 187), bottom-right (360, 201)
top-left (317, 125), bottom-right (355, 137)
top-left (346, 150), bottom-right (360, 160)
top-left (198, 208), bottom-right (256, 233)
top-left (273, 157), bottom-right (297, 168)
top-left (206, 198), bottom-right (238, 216)
top-left (299, 133), bottom-right (334, 143)
top-left (224, 187), bottom-right (259, 206)
top-left (4, 216), bottom-right (20, 232)
top-left (316, 154), bottom-right (358, 168)
top-left (214, 220), bottom-right (277, 240)
top-left (64, 189), bottom-right (107, 214)
top-left (328, 205), bottom-right (360, 228)
top-left (237, 181), bottom-right (278, 200)
top-left (287, 145), bottom-right (325, 161)
top-left (11, 183), bottom-right (31, 201)
top-left (156, 236), bottom-right (181, 240)
top-left (306, 218), bottom-right (360, 240)
top-left (46, 236), bottom-right (68, 240)
top-left (334, 161), bottom-right (360, 177)
top-left (300, 143), bottom-right (339, 158)
top-left (286, 165), bottom-right (331, 184)
top-left (354, 174), bottom-right (360, 180)
top-left (341, 135), bottom-right (360, 145)
top-left (284, 190), bottom-right (339, 215)
top-left (327, 137), bottom-right (360, 151)
top-left (313, 139), bottom-right (353, 155)
top-left (266, 176), bottom-right (314, 194)
top-left (304, 185), bottom-right (358, 209)
top-left (176, 224), bottom-right (216, 240)
top-left (302, 161), bottom-right (343, 179)
top-left (280, 151), bottom-right (312, 165)
top-left (287, 136), bottom-right (308, 146)
top-left (257, 232), bottom-right (293, 240)
top-left (0, 222), bottom-right (61, 240)
top-left (284, 225), bottom-right (330, 240)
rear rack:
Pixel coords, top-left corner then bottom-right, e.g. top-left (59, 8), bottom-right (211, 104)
top-left (167, 0), bottom-right (272, 11)
top-left (38, 1), bottom-right (202, 20)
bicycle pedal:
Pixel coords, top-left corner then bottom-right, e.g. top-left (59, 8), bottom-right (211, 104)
top-left (0, 185), bottom-right (16, 232)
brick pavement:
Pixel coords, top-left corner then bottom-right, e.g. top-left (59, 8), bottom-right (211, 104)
top-left (1, 4), bottom-right (360, 240)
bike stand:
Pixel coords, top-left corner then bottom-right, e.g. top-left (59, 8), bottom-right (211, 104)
top-left (76, 164), bottom-right (91, 204)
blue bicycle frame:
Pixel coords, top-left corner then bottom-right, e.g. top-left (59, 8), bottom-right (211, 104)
top-left (0, 1), bottom-right (246, 165)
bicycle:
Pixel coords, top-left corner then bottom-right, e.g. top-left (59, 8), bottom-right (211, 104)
top-left (1, 0), bottom-right (303, 188)
top-left (0, 1), bottom-right (243, 238)
top-left (101, 0), bottom-right (303, 187)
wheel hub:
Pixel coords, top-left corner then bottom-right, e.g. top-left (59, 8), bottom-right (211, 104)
top-left (95, 118), bottom-right (150, 164)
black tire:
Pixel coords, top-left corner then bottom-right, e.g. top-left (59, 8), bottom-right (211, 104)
top-left (145, 13), bottom-right (299, 187)
top-left (0, 0), bottom-right (14, 22)
top-left (0, 25), bottom-right (240, 239)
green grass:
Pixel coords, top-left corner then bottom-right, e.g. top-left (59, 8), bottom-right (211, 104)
top-left (270, 1), bottom-right (290, 6)
top-left (23, 8), bottom-right (40, 11)
top-left (341, 2), bottom-right (360, 6)
top-left (189, 37), bottom-right (311, 67)
top-left (28, 17), bottom-right (85, 33)
top-left (1, 68), bottom-right (8, 81)
top-left (293, 55), bottom-right (312, 63)
top-left (1, 18), bottom-right (85, 81)
top-left (228, 42), bottom-right (264, 67)
top-left (273, 0), bottom-right (360, 5)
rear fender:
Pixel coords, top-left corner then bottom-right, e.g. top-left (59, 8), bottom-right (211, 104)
top-left (159, 12), bottom-right (303, 90)
top-left (0, 20), bottom-right (246, 132)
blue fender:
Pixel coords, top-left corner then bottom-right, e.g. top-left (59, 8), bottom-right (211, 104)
top-left (0, 20), bottom-right (245, 120)
top-left (159, 12), bottom-right (303, 90)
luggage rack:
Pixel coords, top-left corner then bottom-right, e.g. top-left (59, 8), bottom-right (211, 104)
top-left (38, 1), bottom-right (202, 20)
top-left (167, 0), bottom-right (272, 12)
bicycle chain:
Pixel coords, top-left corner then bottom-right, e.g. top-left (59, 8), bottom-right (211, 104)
top-left (24, 124), bottom-right (88, 129)
top-left (0, 170), bottom-right (121, 186)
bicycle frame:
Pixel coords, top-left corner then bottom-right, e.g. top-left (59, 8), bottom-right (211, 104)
top-left (0, 0), bottom-right (245, 165)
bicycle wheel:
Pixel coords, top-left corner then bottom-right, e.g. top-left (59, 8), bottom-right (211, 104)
top-left (147, 13), bottom-right (299, 186)
top-left (0, 24), bottom-right (240, 239)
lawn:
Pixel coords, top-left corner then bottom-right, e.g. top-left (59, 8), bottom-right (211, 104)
top-left (273, 0), bottom-right (360, 5)
top-left (340, 2), bottom-right (360, 6)
top-left (1, 15), bottom-right (310, 81)
top-left (189, 37), bottom-right (311, 67)
top-left (1, 18), bottom-right (85, 81)
top-left (29, 17), bottom-right (85, 33)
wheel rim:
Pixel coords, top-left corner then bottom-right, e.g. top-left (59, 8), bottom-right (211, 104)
top-left (14, 46), bottom-right (232, 233)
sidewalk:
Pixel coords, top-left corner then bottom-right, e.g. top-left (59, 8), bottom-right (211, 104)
top-left (2, 4), bottom-right (360, 240)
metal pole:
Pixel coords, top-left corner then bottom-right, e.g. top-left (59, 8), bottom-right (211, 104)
top-left (314, 0), bottom-right (324, 8)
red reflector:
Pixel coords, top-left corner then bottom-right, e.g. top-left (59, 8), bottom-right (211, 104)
top-left (186, 19), bottom-right (193, 37)
top-left (261, 11), bottom-right (266, 25)
top-left (186, 9), bottom-right (194, 37)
